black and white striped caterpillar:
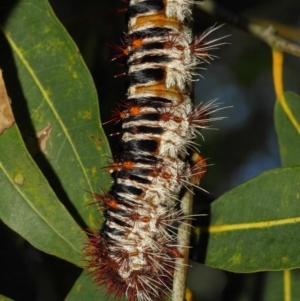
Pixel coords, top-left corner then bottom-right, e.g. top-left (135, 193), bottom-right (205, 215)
top-left (85, 1), bottom-right (225, 300)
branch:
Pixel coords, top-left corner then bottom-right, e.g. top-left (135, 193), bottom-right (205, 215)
top-left (196, 0), bottom-right (300, 57)
top-left (172, 191), bottom-right (193, 301)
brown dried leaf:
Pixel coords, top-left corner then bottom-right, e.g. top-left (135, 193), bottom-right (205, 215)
top-left (0, 70), bottom-right (15, 135)
top-left (36, 123), bottom-right (53, 153)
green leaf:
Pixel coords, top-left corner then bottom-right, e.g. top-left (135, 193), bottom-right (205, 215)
top-left (65, 271), bottom-right (126, 301)
top-left (263, 270), bottom-right (300, 301)
top-left (275, 92), bottom-right (300, 166)
top-left (200, 167), bottom-right (300, 272)
top-left (0, 125), bottom-right (85, 266)
top-left (1, 0), bottom-right (111, 230)
top-left (0, 295), bottom-right (14, 301)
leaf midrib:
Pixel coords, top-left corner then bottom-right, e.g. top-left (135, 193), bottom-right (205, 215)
top-left (201, 216), bottom-right (300, 233)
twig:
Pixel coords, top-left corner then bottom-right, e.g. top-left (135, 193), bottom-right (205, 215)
top-left (172, 191), bottom-right (193, 301)
top-left (196, 0), bottom-right (300, 57)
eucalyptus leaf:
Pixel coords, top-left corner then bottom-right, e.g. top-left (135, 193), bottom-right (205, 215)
top-left (0, 295), bottom-right (14, 301)
top-left (65, 270), bottom-right (127, 301)
top-left (0, 125), bottom-right (85, 266)
top-left (275, 91), bottom-right (300, 166)
top-left (200, 167), bottom-right (300, 272)
top-left (263, 270), bottom-right (300, 301)
top-left (1, 0), bottom-right (111, 230)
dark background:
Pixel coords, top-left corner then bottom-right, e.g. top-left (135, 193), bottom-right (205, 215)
top-left (1, 0), bottom-right (300, 300)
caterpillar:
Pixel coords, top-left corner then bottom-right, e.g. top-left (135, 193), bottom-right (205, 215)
top-left (85, 1), bottom-right (226, 300)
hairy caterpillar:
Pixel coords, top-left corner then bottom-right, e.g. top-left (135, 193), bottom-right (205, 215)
top-left (85, 1), bottom-right (225, 300)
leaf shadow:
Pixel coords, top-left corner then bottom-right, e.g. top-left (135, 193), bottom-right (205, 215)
top-left (190, 190), bottom-right (213, 263)
top-left (221, 272), bottom-right (266, 301)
